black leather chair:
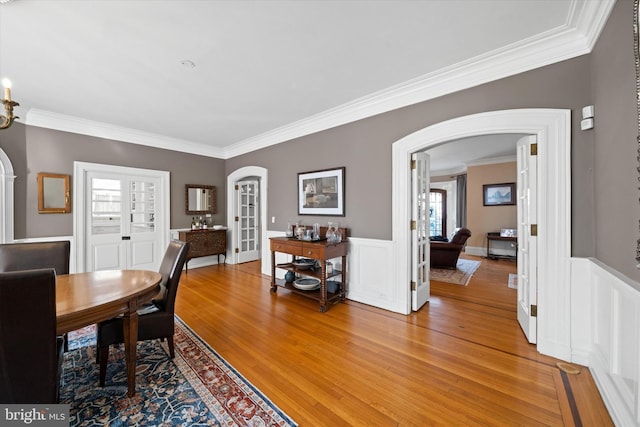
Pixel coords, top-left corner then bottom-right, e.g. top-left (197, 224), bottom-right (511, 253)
top-left (0, 241), bottom-right (70, 275)
top-left (430, 228), bottom-right (472, 269)
top-left (96, 240), bottom-right (189, 386)
top-left (0, 269), bottom-right (64, 403)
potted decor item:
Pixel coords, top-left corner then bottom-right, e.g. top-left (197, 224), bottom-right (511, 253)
top-left (284, 270), bottom-right (295, 283)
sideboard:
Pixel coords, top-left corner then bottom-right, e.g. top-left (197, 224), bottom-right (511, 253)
top-left (178, 229), bottom-right (227, 271)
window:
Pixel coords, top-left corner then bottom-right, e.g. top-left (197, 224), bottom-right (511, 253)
top-left (429, 189), bottom-right (447, 238)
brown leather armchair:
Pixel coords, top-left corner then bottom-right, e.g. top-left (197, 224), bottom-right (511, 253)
top-left (430, 228), bottom-right (472, 269)
top-left (0, 269), bottom-right (64, 403)
top-left (97, 240), bottom-right (189, 387)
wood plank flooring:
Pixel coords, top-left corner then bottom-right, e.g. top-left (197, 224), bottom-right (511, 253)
top-left (174, 255), bottom-right (613, 426)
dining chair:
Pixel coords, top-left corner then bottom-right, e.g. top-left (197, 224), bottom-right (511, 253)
top-left (0, 268), bottom-right (64, 403)
top-left (96, 240), bottom-right (189, 387)
top-left (0, 240), bottom-right (70, 275)
top-left (0, 240), bottom-right (73, 350)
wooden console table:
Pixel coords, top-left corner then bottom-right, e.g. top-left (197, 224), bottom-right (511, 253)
top-left (270, 234), bottom-right (348, 312)
top-left (178, 229), bottom-right (227, 271)
top-left (486, 233), bottom-right (517, 260)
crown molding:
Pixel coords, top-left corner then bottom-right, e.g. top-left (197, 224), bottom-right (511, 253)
top-left (467, 155), bottom-right (518, 168)
top-left (430, 165), bottom-right (468, 178)
top-left (224, 0), bottom-right (615, 159)
top-left (21, 1), bottom-right (614, 160)
top-left (430, 154), bottom-right (517, 177)
top-left (25, 109), bottom-right (225, 159)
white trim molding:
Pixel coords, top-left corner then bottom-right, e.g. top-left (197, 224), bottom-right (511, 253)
top-left (392, 109), bottom-right (572, 362)
top-left (26, 109), bottom-right (225, 159)
top-left (73, 161), bottom-right (171, 273)
top-left (226, 166), bottom-right (268, 267)
top-left (0, 148), bottom-right (15, 243)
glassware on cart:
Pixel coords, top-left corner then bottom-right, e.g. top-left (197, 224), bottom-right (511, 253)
top-left (312, 223), bottom-right (320, 240)
top-left (334, 227), bottom-right (342, 243)
top-left (325, 222), bottom-right (336, 242)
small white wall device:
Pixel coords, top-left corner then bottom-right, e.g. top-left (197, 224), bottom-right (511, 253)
top-left (581, 105), bottom-right (594, 130)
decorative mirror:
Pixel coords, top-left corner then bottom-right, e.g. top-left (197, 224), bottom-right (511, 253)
top-left (37, 172), bottom-right (71, 213)
top-left (185, 184), bottom-right (216, 215)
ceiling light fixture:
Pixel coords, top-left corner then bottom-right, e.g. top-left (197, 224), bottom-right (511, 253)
top-left (1, 78), bottom-right (19, 130)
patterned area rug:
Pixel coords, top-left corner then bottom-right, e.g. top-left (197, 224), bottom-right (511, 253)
top-left (508, 273), bottom-right (518, 289)
top-left (430, 258), bottom-right (481, 286)
top-left (62, 317), bottom-right (297, 426)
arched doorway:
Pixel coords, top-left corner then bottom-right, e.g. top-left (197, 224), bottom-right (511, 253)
top-left (226, 166), bottom-right (268, 269)
top-left (392, 109), bottom-right (572, 361)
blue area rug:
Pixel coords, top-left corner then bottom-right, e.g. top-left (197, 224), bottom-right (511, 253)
top-left (61, 316), bottom-right (297, 426)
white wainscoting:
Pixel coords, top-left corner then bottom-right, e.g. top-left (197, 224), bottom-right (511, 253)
top-left (465, 244), bottom-right (517, 259)
top-left (263, 231), bottom-right (403, 313)
top-left (345, 237), bottom-right (402, 313)
top-left (571, 257), bottom-right (640, 427)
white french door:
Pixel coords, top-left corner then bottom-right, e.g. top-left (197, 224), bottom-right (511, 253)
top-left (516, 135), bottom-right (538, 343)
top-left (74, 162), bottom-right (169, 273)
top-left (235, 180), bottom-right (260, 263)
top-left (411, 152), bottom-right (430, 311)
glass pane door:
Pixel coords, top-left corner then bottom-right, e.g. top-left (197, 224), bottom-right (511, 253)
top-left (130, 180), bottom-right (155, 233)
top-left (91, 178), bottom-right (121, 235)
top-left (236, 180), bottom-right (261, 263)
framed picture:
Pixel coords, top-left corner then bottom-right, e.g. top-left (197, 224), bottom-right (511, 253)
top-left (483, 183), bottom-right (515, 206)
top-left (298, 167), bottom-right (345, 216)
top-left (37, 172), bottom-right (71, 213)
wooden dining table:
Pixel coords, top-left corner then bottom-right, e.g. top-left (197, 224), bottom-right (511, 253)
top-left (56, 269), bottom-right (162, 397)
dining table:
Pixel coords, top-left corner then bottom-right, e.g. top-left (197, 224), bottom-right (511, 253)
top-left (56, 269), bottom-right (162, 397)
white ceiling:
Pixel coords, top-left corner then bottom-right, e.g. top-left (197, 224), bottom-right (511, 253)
top-left (425, 133), bottom-right (527, 176)
top-left (0, 0), bottom-right (613, 162)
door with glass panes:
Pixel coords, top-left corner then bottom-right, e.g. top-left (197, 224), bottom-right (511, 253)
top-left (86, 172), bottom-right (163, 271)
top-left (236, 180), bottom-right (260, 263)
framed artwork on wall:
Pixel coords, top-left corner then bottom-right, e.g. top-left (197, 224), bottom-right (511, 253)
top-left (298, 167), bottom-right (345, 216)
top-left (483, 183), bottom-right (515, 206)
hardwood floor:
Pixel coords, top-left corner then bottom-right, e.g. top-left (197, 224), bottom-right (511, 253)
top-left (174, 255), bottom-right (613, 426)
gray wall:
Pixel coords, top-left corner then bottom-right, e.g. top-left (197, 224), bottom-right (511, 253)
top-left (226, 54), bottom-right (595, 247)
top-left (0, 125), bottom-right (226, 238)
top-left (591, 0), bottom-right (639, 280)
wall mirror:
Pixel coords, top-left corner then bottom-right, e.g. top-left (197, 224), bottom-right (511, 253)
top-left (37, 172), bottom-right (71, 213)
top-left (185, 184), bottom-right (216, 215)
